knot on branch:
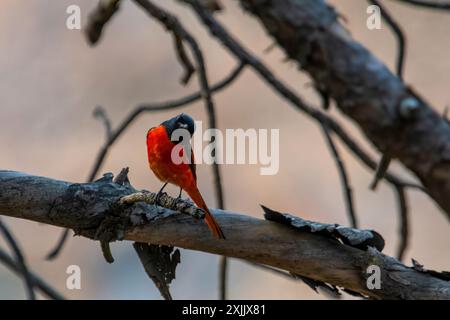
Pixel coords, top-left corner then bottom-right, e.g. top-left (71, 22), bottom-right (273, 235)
top-left (399, 96), bottom-right (422, 120)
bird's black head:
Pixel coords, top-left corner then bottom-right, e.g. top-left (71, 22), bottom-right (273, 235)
top-left (161, 113), bottom-right (196, 142)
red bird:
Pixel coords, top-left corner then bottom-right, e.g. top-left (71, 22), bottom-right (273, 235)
top-left (146, 113), bottom-right (225, 239)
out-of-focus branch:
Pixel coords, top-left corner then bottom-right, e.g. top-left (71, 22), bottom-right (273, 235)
top-left (131, 0), bottom-right (229, 299)
top-left (394, 0), bottom-right (450, 10)
top-left (368, 0), bottom-right (406, 191)
top-left (235, 0), bottom-right (450, 216)
top-left (393, 185), bottom-right (409, 261)
top-left (1, 170), bottom-right (450, 300)
top-left (0, 219), bottom-right (35, 300)
top-left (0, 248), bottom-right (65, 300)
top-left (320, 124), bottom-right (357, 228)
top-left (86, 0), bottom-right (122, 45)
top-left (370, 0), bottom-right (406, 79)
top-left (183, 0), bottom-right (450, 218)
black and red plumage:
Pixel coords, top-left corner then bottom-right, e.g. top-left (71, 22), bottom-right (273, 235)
top-left (146, 113), bottom-right (225, 239)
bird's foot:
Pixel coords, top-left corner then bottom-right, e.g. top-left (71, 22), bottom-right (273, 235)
top-left (155, 191), bottom-right (165, 206)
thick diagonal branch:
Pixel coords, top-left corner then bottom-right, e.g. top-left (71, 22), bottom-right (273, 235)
top-left (1, 170), bottom-right (449, 300)
top-left (230, 0), bottom-right (450, 217)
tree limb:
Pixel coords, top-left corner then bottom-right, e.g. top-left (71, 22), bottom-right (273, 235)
top-left (0, 248), bottom-right (65, 300)
top-left (1, 170), bottom-right (449, 300)
top-left (229, 0), bottom-right (450, 218)
top-left (393, 0), bottom-right (450, 10)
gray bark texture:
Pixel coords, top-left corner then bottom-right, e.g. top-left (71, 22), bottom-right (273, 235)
top-left (237, 0), bottom-right (450, 217)
top-left (1, 170), bottom-right (449, 299)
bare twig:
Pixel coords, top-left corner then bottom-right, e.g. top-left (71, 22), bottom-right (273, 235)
top-left (45, 229), bottom-right (70, 260)
top-left (369, 0), bottom-right (406, 79)
top-left (368, 0), bottom-right (406, 190)
top-left (0, 248), bottom-right (65, 300)
top-left (86, 0), bottom-right (122, 45)
top-left (366, 1), bottom-right (411, 260)
top-left (219, 256), bottom-right (228, 299)
top-left (0, 219), bottom-right (36, 300)
top-left (370, 154), bottom-right (393, 190)
top-left (173, 34), bottom-right (196, 85)
top-left (394, 0), bottom-right (450, 10)
top-left (320, 124), bottom-right (357, 228)
top-left (93, 106), bottom-right (113, 140)
top-left (132, 0), bottom-right (229, 299)
top-left (393, 185), bottom-right (409, 261)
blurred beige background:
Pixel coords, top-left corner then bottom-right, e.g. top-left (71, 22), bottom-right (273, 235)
top-left (0, 0), bottom-right (449, 299)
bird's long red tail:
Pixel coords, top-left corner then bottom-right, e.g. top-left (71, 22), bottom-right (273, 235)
top-left (186, 187), bottom-right (225, 239)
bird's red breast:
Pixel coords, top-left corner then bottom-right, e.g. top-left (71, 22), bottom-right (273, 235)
top-left (146, 124), bottom-right (195, 190)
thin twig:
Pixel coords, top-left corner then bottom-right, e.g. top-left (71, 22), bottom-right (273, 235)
top-left (93, 105), bottom-right (113, 140)
top-left (132, 0), bottom-right (228, 299)
top-left (85, 0), bottom-right (122, 45)
top-left (0, 219), bottom-right (36, 300)
top-left (45, 229), bottom-right (70, 260)
top-left (368, 0), bottom-right (407, 190)
top-left (367, 1), bottom-right (410, 259)
top-left (0, 247), bottom-right (65, 300)
top-left (173, 34), bottom-right (196, 85)
top-left (320, 124), bottom-right (358, 228)
top-left (219, 256), bottom-right (227, 300)
top-left (369, 0), bottom-right (406, 79)
top-left (394, 0), bottom-right (450, 10)
top-left (370, 154), bottom-right (392, 190)
top-left (393, 184), bottom-right (409, 261)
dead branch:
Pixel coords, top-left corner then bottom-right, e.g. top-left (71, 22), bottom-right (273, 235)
top-left (394, 0), bottom-right (450, 10)
top-left (0, 248), bottom-right (65, 300)
top-left (1, 170), bottom-right (450, 300)
top-left (85, 0), bottom-right (122, 45)
top-left (0, 219), bottom-right (36, 299)
top-left (225, 0), bottom-right (450, 217)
